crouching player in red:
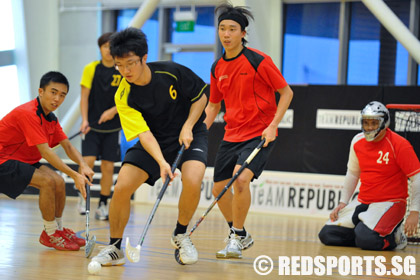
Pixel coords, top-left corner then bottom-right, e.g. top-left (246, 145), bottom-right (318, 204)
top-left (319, 101), bottom-right (420, 250)
top-left (0, 71), bottom-right (94, 251)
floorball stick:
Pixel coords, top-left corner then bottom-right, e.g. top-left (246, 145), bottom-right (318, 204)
top-left (190, 139), bottom-right (265, 237)
top-left (52, 120), bottom-right (99, 151)
top-left (68, 130), bottom-right (82, 141)
top-left (174, 139), bottom-right (265, 265)
top-left (126, 145), bottom-right (185, 263)
top-left (85, 183), bottom-right (96, 258)
top-left (51, 131), bottom-right (82, 152)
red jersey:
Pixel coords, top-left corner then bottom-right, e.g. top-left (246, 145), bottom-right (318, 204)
top-left (347, 129), bottom-right (420, 204)
top-left (0, 98), bottom-right (67, 164)
top-left (210, 47), bottom-right (288, 142)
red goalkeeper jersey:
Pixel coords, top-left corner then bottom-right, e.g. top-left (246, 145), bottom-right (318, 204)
top-left (348, 129), bottom-right (420, 203)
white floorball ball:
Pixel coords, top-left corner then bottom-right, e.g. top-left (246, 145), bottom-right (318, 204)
top-left (88, 261), bottom-right (102, 275)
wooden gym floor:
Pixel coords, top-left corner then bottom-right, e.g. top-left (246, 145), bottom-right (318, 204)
top-left (0, 194), bottom-right (419, 280)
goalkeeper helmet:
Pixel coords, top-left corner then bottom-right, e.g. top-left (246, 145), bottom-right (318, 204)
top-left (361, 101), bottom-right (390, 141)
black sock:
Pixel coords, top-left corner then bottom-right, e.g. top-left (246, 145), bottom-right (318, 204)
top-left (174, 221), bottom-right (188, 235)
top-left (228, 221), bottom-right (234, 234)
top-left (232, 226), bottom-right (247, 237)
top-left (99, 194), bottom-right (109, 206)
top-left (110, 238), bottom-right (122, 249)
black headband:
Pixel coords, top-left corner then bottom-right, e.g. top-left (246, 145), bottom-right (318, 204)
top-left (218, 12), bottom-right (248, 30)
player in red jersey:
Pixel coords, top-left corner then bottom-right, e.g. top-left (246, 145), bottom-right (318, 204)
top-left (0, 71), bottom-right (94, 251)
top-left (319, 101), bottom-right (420, 250)
top-left (204, 3), bottom-right (293, 259)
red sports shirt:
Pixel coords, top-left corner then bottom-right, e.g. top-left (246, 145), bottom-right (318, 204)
top-left (347, 129), bottom-right (420, 203)
top-left (0, 98), bottom-right (67, 164)
top-left (210, 47), bottom-right (288, 142)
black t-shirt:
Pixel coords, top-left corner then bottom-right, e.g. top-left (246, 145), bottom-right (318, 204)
top-left (81, 61), bottom-right (122, 131)
top-left (115, 61), bottom-right (208, 146)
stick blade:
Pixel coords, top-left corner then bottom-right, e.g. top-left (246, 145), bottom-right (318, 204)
top-left (125, 237), bottom-right (141, 263)
top-left (85, 235), bottom-right (96, 258)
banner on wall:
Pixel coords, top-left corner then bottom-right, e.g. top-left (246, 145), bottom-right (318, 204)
top-left (143, 168), bottom-right (345, 218)
top-left (37, 160), bottom-right (351, 218)
top-left (213, 109), bottom-right (294, 129)
top-left (278, 109), bottom-right (294, 128)
top-left (316, 109), bottom-right (361, 130)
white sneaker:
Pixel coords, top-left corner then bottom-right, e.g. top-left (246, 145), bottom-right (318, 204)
top-left (91, 245), bottom-right (125, 266)
top-left (95, 203), bottom-right (109, 220)
top-left (216, 231), bottom-right (253, 258)
top-left (77, 193), bottom-right (86, 215)
top-left (171, 232), bottom-right (198, 264)
top-left (216, 233), bottom-right (244, 259)
top-left (395, 225), bottom-right (407, 250)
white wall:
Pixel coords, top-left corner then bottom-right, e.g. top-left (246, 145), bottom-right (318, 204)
top-left (13, 0), bottom-right (60, 104)
top-left (58, 9), bottom-right (99, 118)
top-left (11, 0), bottom-right (30, 104)
top-left (244, 0), bottom-right (282, 68)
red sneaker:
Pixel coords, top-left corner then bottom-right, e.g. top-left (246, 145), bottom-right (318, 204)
top-left (59, 228), bottom-right (86, 247)
top-left (39, 230), bottom-right (80, 251)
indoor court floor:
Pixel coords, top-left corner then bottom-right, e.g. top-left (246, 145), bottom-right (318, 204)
top-left (0, 194), bottom-right (419, 280)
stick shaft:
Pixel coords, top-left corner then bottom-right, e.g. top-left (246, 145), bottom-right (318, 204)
top-left (137, 145), bottom-right (185, 246)
top-left (86, 184), bottom-right (90, 240)
top-left (69, 131), bottom-right (82, 141)
top-left (189, 139), bottom-right (265, 235)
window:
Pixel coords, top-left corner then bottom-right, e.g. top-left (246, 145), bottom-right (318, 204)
top-left (347, 1), bottom-right (410, 85)
top-left (347, 3), bottom-right (380, 85)
top-left (167, 6), bottom-right (215, 83)
top-left (116, 9), bottom-right (159, 62)
top-left (0, 0), bottom-right (18, 119)
top-left (0, 65), bottom-right (19, 119)
top-left (395, 42), bottom-right (408, 85)
top-left (0, 0), bottom-right (15, 51)
top-left (282, 3), bottom-right (340, 85)
top-left (393, 1), bottom-right (410, 85)
top-left (282, 0), bottom-right (414, 86)
top-left (169, 7), bottom-right (215, 45)
top-left (173, 52), bottom-right (214, 83)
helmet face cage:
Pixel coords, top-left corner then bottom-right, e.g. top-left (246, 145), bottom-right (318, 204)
top-left (360, 101), bottom-right (390, 141)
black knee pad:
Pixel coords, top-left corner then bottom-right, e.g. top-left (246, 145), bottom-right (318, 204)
top-left (319, 225), bottom-right (356, 247)
top-left (355, 223), bottom-right (389, 250)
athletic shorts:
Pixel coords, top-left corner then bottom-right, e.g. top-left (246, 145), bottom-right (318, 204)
top-left (0, 160), bottom-right (41, 199)
top-left (122, 127), bottom-right (208, 186)
top-left (213, 136), bottom-right (275, 182)
top-left (82, 130), bottom-right (121, 162)
top-left (325, 198), bottom-right (407, 237)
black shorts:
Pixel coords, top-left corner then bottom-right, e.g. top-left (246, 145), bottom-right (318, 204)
top-left (0, 160), bottom-right (41, 199)
top-left (82, 130), bottom-right (121, 162)
top-left (123, 127), bottom-right (208, 186)
top-left (213, 136), bottom-right (275, 182)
